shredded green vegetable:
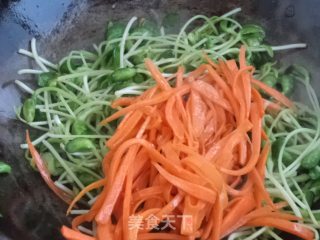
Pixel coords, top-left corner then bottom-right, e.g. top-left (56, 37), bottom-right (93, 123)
top-left (15, 8), bottom-right (320, 239)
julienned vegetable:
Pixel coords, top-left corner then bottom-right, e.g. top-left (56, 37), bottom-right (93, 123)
top-left (61, 54), bottom-right (314, 240)
top-left (26, 131), bottom-right (72, 203)
top-left (15, 7), bottom-right (320, 240)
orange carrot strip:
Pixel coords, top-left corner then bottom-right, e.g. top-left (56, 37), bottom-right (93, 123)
top-left (203, 53), bottom-right (218, 69)
top-left (153, 163), bottom-right (217, 203)
top-left (252, 78), bottom-right (293, 108)
top-left (107, 111), bottom-right (144, 149)
top-left (225, 180), bottom-right (253, 197)
top-left (132, 186), bottom-right (163, 203)
top-left (239, 45), bottom-right (247, 69)
top-left (26, 131), bottom-right (72, 204)
top-left (188, 91), bottom-right (207, 138)
top-left (99, 85), bottom-right (190, 125)
top-left (123, 163), bottom-right (134, 240)
top-left (97, 223), bottom-right (115, 240)
top-left (67, 179), bottom-right (107, 215)
top-left (61, 226), bottom-right (96, 240)
top-left (176, 66), bottom-right (185, 87)
top-left (246, 217), bottom-right (314, 240)
top-left (211, 194), bottom-right (224, 240)
top-left (252, 88), bottom-right (264, 116)
top-left (250, 169), bottom-right (274, 207)
top-left (165, 95), bottom-right (185, 140)
top-left (191, 80), bottom-right (232, 112)
top-left (111, 97), bottom-right (135, 108)
top-left (256, 141), bottom-right (270, 178)
top-left (145, 59), bottom-right (171, 91)
top-left (96, 142), bottom-right (140, 224)
top-left (138, 233), bottom-right (190, 240)
top-left (221, 103), bottom-right (262, 176)
top-left (221, 193), bottom-right (256, 238)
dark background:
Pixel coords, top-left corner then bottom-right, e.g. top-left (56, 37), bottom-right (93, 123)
top-left (0, 0), bottom-right (319, 239)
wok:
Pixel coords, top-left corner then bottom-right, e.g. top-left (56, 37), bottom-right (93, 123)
top-left (0, 0), bottom-right (319, 239)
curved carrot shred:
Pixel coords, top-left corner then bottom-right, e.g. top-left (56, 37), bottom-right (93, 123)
top-left (26, 131), bottom-right (72, 204)
top-left (111, 97), bottom-right (135, 108)
top-left (153, 163), bottom-right (217, 203)
top-left (67, 179), bottom-right (107, 215)
top-left (221, 193), bottom-right (256, 237)
top-left (246, 217), bottom-right (314, 240)
top-left (239, 45), bottom-right (247, 69)
top-left (145, 59), bottom-right (171, 91)
top-left (138, 233), bottom-right (190, 240)
top-left (96, 143), bottom-right (140, 224)
top-left (220, 103), bottom-right (262, 176)
top-left (62, 48), bottom-right (314, 240)
top-left (123, 163), bottom-right (134, 240)
top-left (252, 78), bottom-right (294, 108)
top-left (99, 86), bottom-right (190, 126)
top-left (61, 226), bottom-right (96, 240)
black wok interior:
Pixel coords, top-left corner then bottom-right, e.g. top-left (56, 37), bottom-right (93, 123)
top-left (0, 0), bottom-right (319, 239)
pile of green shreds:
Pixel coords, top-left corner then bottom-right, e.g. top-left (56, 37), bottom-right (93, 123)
top-left (15, 8), bottom-right (320, 239)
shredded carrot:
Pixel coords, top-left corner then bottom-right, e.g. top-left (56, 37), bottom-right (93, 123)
top-left (67, 179), bottom-right (107, 215)
top-left (246, 217), bottom-right (314, 240)
top-left (61, 226), bottom-right (96, 240)
top-left (252, 78), bottom-right (293, 108)
top-left (26, 130), bottom-right (72, 204)
top-left (61, 47), bottom-right (313, 240)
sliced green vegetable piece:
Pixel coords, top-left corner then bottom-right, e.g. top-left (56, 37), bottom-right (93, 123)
top-left (111, 46), bottom-right (121, 69)
top-left (65, 138), bottom-right (95, 153)
top-left (112, 82), bottom-right (131, 91)
top-left (79, 172), bottom-right (99, 186)
top-left (105, 22), bottom-right (126, 41)
top-left (305, 190), bottom-right (315, 206)
top-left (111, 68), bottom-right (137, 82)
top-left (105, 46), bottom-right (121, 69)
top-left (72, 120), bottom-right (92, 135)
top-left (301, 148), bottom-right (320, 169)
top-left (38, 72), bottom-right (58, 87)
top-left (278, 74), bottom-right (294, 96)
top-left (271, 138), bottom-right (293, 165)
top-left (240, 24), bottom-right (266, 47)
top-left (133, 73), bottom-right (146, 83)
top-left (309, 166), bottom-right (320, 180)
top-left (0, 162), bottom-right (11, 174)
top-left (22, 97), bottom-right (36, 123)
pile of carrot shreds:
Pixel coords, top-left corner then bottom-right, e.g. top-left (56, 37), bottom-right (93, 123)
top-left (27, 46), bottom-right (314, 240)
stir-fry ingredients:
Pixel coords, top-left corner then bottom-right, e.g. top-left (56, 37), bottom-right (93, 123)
top-left (59, 52), bottom-right (314, 240)
top-left (15, 8), bottom-right (306, 200)
top-left (15, 7), bottom-right (320, 240)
